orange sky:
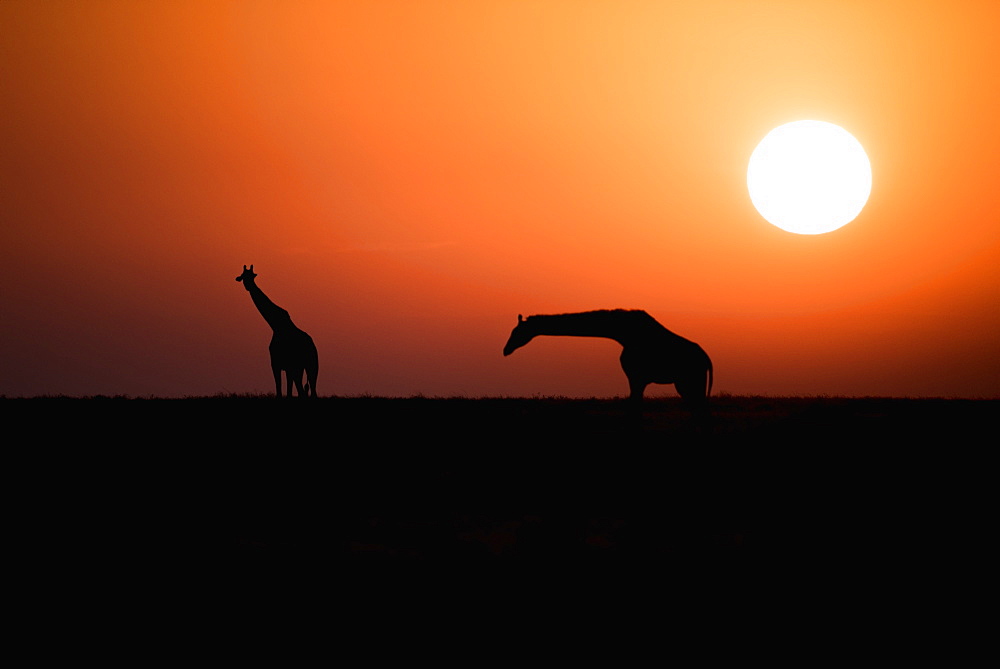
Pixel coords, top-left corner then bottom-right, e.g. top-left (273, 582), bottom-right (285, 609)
top-left (2, 1), bottom-right (998, 398)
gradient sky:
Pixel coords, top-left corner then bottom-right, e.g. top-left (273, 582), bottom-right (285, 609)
top-left (3, 1), bottom-right (998, 398)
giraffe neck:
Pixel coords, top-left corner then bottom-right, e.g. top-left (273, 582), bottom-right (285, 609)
top-left (244, 279), bottom-right (294, 332)
top-left (525, 310), bottom-right (660, 346)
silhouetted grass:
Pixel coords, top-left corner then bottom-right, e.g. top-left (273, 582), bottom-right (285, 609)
top-left (8, 395), bottom-right (994, 560)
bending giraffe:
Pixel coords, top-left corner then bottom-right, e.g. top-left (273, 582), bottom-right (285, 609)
top-left (503, 310), bottom-right (713, 411)
top-left (236, 265), bottom-right (318, 398)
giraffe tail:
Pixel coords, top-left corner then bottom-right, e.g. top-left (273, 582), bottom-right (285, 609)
top-left (706, 357), bottom-right (714, 399)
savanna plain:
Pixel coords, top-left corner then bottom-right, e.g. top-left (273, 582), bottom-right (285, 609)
top-left (11, 394), bottom-right (995, 561)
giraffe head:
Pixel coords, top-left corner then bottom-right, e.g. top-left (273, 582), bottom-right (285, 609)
top-left (503, 314), bottom-right (534, 356)
top-left (236, 264), bottom-right (257, 287)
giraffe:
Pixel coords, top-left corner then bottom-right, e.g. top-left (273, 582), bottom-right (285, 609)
top-left (503, 310), bottom-right (713, 411)
top-left (236, 265), bottom-right (318, 398)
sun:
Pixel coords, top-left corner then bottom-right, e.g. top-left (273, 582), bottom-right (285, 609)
top-left (747, 120), bottom-right (872, 235)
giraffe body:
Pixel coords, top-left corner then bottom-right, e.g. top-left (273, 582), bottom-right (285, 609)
top-left (237, 265), bottom-right (318, 398)
top-left (503, 310), bottom-right (712, 410)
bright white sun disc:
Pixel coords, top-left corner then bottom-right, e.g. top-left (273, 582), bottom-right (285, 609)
top-left (747, 120), bottom-right (871, 235)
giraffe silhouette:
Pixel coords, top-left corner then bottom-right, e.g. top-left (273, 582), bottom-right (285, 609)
top-left (236, 265), bottom-right (318, 398)
top-left (503, 310), bottom-right (713, 410)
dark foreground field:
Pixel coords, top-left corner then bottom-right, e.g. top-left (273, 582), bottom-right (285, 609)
top-left (11, 395), bottom-right (996, 562)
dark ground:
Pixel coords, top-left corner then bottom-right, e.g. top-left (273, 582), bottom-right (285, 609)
top-left (10, 395), bottom-right (996, 562)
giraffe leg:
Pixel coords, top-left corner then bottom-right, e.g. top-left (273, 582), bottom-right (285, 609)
top-left (676, 373), bottom-right (711, 422)
top-left (286, 371), bottom-right (294, 398)
top-left (306, 367), bottom-right (318, 398)
top-left (628, 377), bottom-right (647, 403)
top-left (291, 369), bottom-right (305, 398)
top-left (626, 377), bottom-right (647, 420)
top-left (272, 364), bottom-right (283, 398)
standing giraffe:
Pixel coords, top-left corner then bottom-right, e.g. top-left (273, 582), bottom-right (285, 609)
top-left (236, 265), bottom-right (318, 398)
top-left (503, 310), bottom-right (713, 411)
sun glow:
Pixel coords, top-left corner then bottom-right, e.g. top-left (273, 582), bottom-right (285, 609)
top-left (748, 120), bottom-right (872, 235)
